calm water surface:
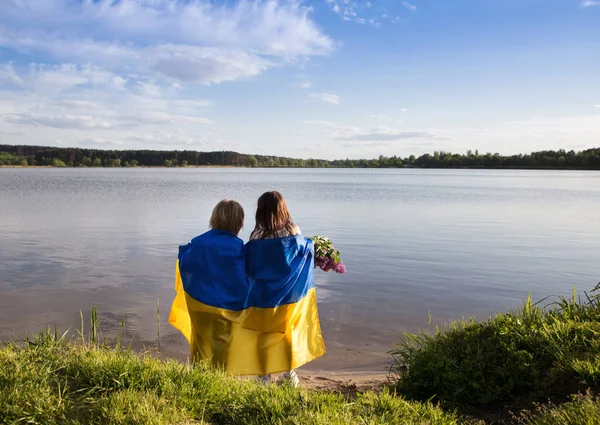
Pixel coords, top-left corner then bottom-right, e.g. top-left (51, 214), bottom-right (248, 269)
top-left (1, 168), bottom-right (599, 371)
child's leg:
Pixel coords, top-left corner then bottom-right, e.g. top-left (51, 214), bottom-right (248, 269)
top-left (282, 370), bottom-right (299, 387)
top-left (257, 374), bottom-right (272, 385)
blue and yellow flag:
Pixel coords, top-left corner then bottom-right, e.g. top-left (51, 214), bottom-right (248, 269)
top-left (169, 230), bottom-right (326, 375)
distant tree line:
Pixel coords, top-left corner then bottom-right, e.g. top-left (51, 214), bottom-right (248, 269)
top-left (0, 145), bottom-right (330, 168)
top-left (1, 145), bottom-right (599, 170)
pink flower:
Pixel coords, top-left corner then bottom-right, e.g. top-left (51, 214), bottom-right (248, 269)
top-left (314, 255), bottom-right (346, 274)
top-left (333, 262), bottom-right (346, 274)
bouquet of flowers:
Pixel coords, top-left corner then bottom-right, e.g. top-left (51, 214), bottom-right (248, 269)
top-left (310, 236), bottom-right (346, 274)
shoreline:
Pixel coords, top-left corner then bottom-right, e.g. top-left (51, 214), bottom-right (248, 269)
top-left (299, 370), bottom-right (389, 393)
top-left (3, 144), bottom-right (600, 171)
top-left (0, 164), bottom-right (239, 169)
top-left (3, 164), bottom-right (600, 171)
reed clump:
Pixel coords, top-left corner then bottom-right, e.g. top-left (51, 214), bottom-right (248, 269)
top-left (390, 284), bottom-right (600, 411)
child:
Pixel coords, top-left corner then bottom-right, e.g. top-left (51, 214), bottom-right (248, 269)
top-left (249, 191), bottom-right (304, 387)
top-left (169, 200), bottom-right (249, 369)
top-left (250, 191), bottom-right (301, 240)
top-left (179, 200), bottom-right (247, 311)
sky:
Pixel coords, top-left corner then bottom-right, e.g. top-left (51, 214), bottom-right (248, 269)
top-left (0, 0), bottom-right (599, 160)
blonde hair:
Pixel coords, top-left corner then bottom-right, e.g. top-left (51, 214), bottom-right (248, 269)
top-left (209, 200), bottom-right (244, 235)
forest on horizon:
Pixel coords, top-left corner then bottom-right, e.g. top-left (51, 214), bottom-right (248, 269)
top-left (1, 144), bottom-right (600, 170)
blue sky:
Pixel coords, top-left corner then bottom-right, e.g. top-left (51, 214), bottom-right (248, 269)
top-left (0, 0), bottom-right (599, 159)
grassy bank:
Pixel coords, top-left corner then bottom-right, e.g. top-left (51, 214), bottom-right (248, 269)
top-left (2, 286), bottom-right (600, 424)
top-left (0, 331), bottom-right (461, 425)
top-left (391, 285), bottom-right (600, 420)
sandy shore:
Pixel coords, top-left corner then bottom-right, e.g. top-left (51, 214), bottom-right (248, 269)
top-left (252, 370), bottom-right (390, 394)
top-left (301, 371), bottom-right (389, 393)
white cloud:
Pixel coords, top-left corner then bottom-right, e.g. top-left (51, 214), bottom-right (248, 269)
top-left (1, 0), bottom-right (334, 57)
top-left (300, 81), bottom-right (312, 89)
top-left (303, 113), bottom-right (600, 159)
top-left (581, 1), bottom-right (600, 8)
top-left (166, 99), bottom-right (211, 109)
top-left (340, 141), bottom-right (392, 148)
top-left (305, 119), bottom-right (360, 140)
top-left (0, 1), bottom-right (339, 151)
top-left (28, 63), bottom-right (127, 91)
top-left (0, 0), bottom-right (335, 86)
top-left (6, 112), bottom-right (112, 130)
top-left (129, 131), bottom-right (202, 146)
top-left (326, 0), bottom-right (378, 26)
top-left (0, 62), bottom-right (217, 149)
top-left (80, 138), bottom-right (124, 147)
top-left (136, 81), bottom-right (163, 97)
top-left (401, 108), bottom-right (409, 113)
top-left (304, 119), bottom-right (338, 127)
top-left (30, 64), bottom-right (89, 89)
top-left (594, 104), bottom-right (600, 108)
top-left (0, 29), bottom-right (270, 85)
top-left (150, 45), bottom-right (267, 84)
top-left (57, 100), bottom-right (101, 110)
top-left (0, 63), bottom-right (23, 86)
top-left (309, 92), bottom-right (340, 105)
top-left (305, 120), bottom-right (434, 142)
top-left (402, 1), bottom-right (417, 12)
top-left (431, 114), bottom-right (600, 155)
top-left (326, 0), bottom-right (354, 17)
top-left (335, 128), bottom-right (433, 141)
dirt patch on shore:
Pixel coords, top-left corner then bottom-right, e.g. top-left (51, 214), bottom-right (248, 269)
top-left (299, 371), bottom-right (389, 397)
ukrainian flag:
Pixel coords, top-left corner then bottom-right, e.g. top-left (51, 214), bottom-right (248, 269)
top-left (169, 230), bottom-right (326, 375)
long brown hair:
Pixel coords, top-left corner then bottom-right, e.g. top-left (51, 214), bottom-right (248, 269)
top-left (253, 191), bottom-right (296, 239)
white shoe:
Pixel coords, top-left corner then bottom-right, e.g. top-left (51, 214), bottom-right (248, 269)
top-left (282, 370), bottom-right (300, 388)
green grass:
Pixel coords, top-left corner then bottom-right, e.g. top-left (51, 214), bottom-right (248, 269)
top-left (4, 286), bottom-right (600, 425)
top-left (390, 285), bottom-right (600, 408)
top-left (0, 329), bottom-right (463, 425)
top-left (520, 393), bottom-right (600, 425)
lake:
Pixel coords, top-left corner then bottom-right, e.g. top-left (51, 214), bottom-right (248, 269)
top-left (1, 168), bottom-right (599, 372)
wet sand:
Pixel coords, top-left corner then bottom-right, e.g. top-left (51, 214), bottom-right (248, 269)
top-left (299, 371), bottom-right (389, 394)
